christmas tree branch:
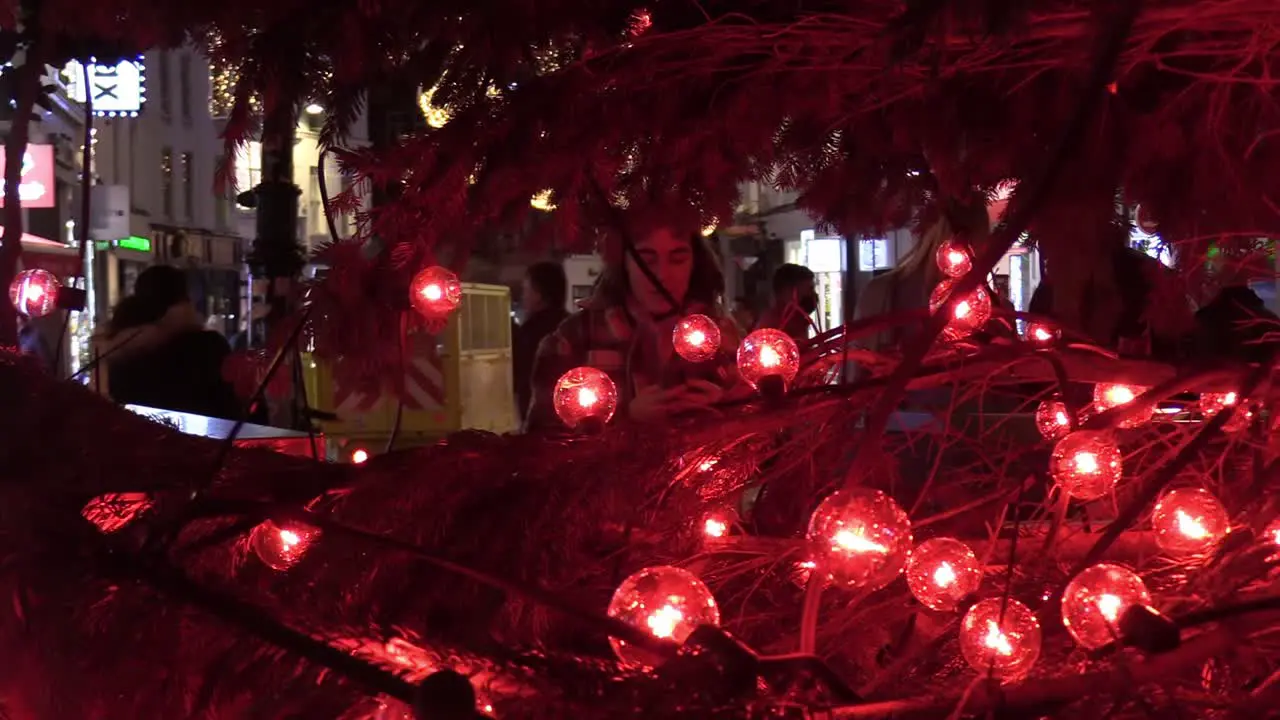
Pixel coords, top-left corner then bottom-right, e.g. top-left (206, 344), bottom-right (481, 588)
top-left (833, 622), bottom-right (1237, 718)
top-left (840, 0), bottom-right (1144, 493)
top-left (1058, 356), bottom-right (1272, 597)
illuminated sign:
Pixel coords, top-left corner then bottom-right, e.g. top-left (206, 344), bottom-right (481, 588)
top-left (116, 235), bottom-right (151, 252)
top-left (64, 57), bottom-right (146, 117)
top-left (0, 145), bottom-right (55, 208)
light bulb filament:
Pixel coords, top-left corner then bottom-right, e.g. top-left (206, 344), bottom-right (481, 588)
top-left (954, 300), bottom-right (972, 319)
top-left (646, 604), bottom-right (683, 639)
top-left (1106, 386), bottom-right (1135, 405)
top-left (1074, 451), bottom-right (1099, 475)
top-left (1054, 411), bottom-right (1069, 426)
top-left (1175, 509), bottom-right (1208, 539)
top-left (984, 620), bottom-right (1013, 656)
top-left (704, 518), bottom-right (727, 538)
top-left (1034, 327), bottom-right (1052, 341)
top-left (759, 346), bottom-right (780, 368)
top-left (687, 330), bottom-right (706, 346)
top-left (832, 528), bottom-right (888, 554)
top-left (577, 388), bottom-right (598, 408)
top-left (933, 561), bottom-right (956, 588)
top-left (947, 250), bottom-right (966, 267)
top-left (1096, 593), bottom-right (1123, 622)
top-left (423, 284), bottom-right (443, 301)
top-left (279, 530), bottom-right (300, 549)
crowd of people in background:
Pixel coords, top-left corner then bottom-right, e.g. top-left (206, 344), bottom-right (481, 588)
top-left (10, 201), bottom-right (1277, 431)
top-left (92, 265), bottom-right (244, 420)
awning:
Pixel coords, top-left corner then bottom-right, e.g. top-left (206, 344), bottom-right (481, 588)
top-left (4, 229), bottom-right (84, 277)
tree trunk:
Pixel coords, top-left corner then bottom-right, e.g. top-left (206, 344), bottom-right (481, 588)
top-left (0, 39), bottom-right (44, 346)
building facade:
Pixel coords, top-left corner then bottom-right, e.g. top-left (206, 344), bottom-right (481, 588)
top-left (88, 47), bottom-right (245, 337)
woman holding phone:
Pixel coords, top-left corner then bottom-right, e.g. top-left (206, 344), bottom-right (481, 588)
top-left (524, 217), bottom-right (740, 430)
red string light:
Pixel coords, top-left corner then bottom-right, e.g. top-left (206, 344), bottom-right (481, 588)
top-left (409, 266), bottom-right (463, 321)
top-left (736, 328), bottom-right (800, 390)
top-left (928, 279), bottom-right (992, 340)
top-left (553, 367), bottom-right (619, 429)
top-left (250, 520), bottom-right (320, 571)
top-left (1049, 430), bottom-right (1123, 500)
top-left (806, 489), bottom-right (912, 590)
top-left (9, 268), bottom-right (61, 318)
top-left (607, 566), bottom-right (719, 667)
top-left (1152, 488), bottom-right (1230, 556)
top-left (959, 598), bottom-right (1041, 680)
top-left (1034, 398), bottom-right (1073, 441)
top-left (672, 314), bottom-right (722, 363)
top-left (1061, 563), bottom-right (1152, 649)
top-left (904, 537), bottom-right (983, 611)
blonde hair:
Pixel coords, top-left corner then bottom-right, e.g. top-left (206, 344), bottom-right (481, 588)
top-left (890, 201), bottom-right (992, 281)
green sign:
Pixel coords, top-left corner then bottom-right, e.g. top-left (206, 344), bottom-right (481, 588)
top-left (116, 235), bottom-right (151, 252)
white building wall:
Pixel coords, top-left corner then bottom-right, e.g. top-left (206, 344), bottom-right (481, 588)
top-left (94, 47), bottom-right (232, 237)
top-left (228, 112), bottom-right (370, 257)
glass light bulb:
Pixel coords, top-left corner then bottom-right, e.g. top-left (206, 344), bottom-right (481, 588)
top-left (553, 367), bottom-right (618, 429)
top-left (959, 598), bottom-right (1041, 680)
top-left (905, 537), bottom-right (983, 611)
top-left (1061, 563), bottom-right (1152, 649)
top-left (409, 266), bottom-right (463, 320)
top-left (1152, 488), bottom-right (1229, 555)
top-left (673, 313), bottom-right (722, 362)
top-left (1050, 430), bottom-right (1123, 500)
top-left (807, 489), bottom-right (912, 589)
top-left (1092, 383), bottom-right (1153, 428)
top-left (607, 566), bottom-right (720, 667)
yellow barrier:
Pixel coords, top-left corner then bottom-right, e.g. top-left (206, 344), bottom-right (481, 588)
top-left (303, 283), bottom-right (517, 452)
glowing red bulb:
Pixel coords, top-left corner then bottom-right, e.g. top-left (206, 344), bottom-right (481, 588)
top-left (673, 313), bottom-right (722, 362)
top-left (1062, 563), bottom-right (1152, 649)
top-left (409, 265), bottom-right (462, 321)
top-left (1263, 518), bottom-right (1280, 549)
top-left (351, 448), bottom-right (369, 464)
top-left (250, 520), bottom-right (320, 571)
top-left (553, 366), bottom-right (619, 429)
top-left (1201, 391), bottom-right (1253, 433)
top-left (1024, 321), bottom-right (1060, 345)
top-left (928, 279), bottom-right (992, 340)
top-left (807, 488), bottom-right (912, 589)
top-left (1152, 488), bottom-right (1229, 556)
top-left (959, 598), bottom-right (1041, 680)
top-left (607, 566), bottom-right (719, 667)
top-left (935, 237), bottom-right (973, 278)
top-left (736, 328), bottom-right (800, 390)
top-left (9, 268), bottom-right (61, 318)
top-left (905, 538), bottom-right (983, 611)
top-left (1034, 398), bottom-right (1073, 441)
top-left (1092, 383), bottom-right (1152, 428)
top-left (1050, 430), bottom-right (1123, 500)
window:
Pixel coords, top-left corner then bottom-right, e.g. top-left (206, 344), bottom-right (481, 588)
top-left (181, 152), bottom-right (194, 220)
top-left (160, 148), bottom-right (173, 218)
top-left (157, 52), bottom-right (171, 119)
top-left (858, 238), bottom-right (892, 271)
top-left (214, 156), bottom-right (229, 230)
top-left (309, 167), bottom-right (324, 238)
top-left (179, 55), bottom-right (192, 122)
top-left (233, 141), bottom-right (262, 192)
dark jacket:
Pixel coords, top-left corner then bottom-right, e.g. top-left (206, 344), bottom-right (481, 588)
top-left (513, 307), bottom-right (569, 421)
top-left (524, 298), bottom-right (738, 431)
top-left (109, 329), bottom-right (243, 420)
top-left (1194, 285), bottom-right (1279, 363)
